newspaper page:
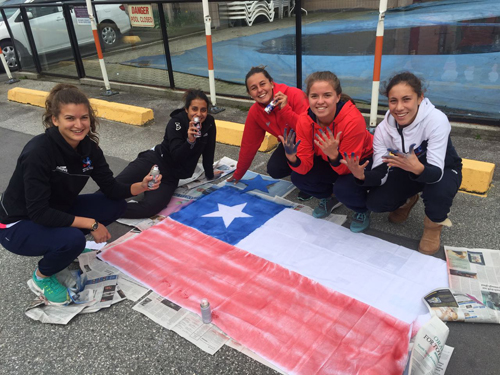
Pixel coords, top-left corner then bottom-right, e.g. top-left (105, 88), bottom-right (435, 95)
top-left (133, 292), bottom-right (229, 355)
top-left (408, 315), bottom-right (450, 375)
top-left (445, 246), bottom-right (500, 305)
top-left (421, 245), bottom-right (500, 324)
top-left (423, 288), bottom-right (499, 323)
top-left (179, 156), bottom-right (237, 190)
top-left (79, 252), bottom-right (149, 302)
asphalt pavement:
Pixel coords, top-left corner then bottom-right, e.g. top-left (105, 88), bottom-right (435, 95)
top-left (0, 74), bottom-right (499, 375)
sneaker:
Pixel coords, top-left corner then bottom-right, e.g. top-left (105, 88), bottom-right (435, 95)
top-left (312, 196), bottom-right (342, 218)
top-left (350, 211), bottom-right (371, 233)
top-left (32, 270), bottom-right (70, 305)
top-left (297, 191), bottom-right (313, 202)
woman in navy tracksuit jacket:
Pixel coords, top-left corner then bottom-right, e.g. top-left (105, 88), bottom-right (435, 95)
top-left (0, 84), bottom-right (158, 304)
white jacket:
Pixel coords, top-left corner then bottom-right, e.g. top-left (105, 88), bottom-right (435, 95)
top-left (364, 98), bottom-right (461, 186)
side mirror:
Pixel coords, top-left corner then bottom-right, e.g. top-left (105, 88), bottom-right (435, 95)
top-left (26, 12), bottom-right (33, 20)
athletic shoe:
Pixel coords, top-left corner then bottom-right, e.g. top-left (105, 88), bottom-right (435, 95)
top-left (297, 191), bottom-right (313, 202)
top-left (312, 196), bottom-right (342, 218)
top-left (32, 270), bottom-right (70, 305)
top-left (350, 211), bottom-right (371, 233)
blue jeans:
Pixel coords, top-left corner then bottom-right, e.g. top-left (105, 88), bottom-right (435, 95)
top-left (0, 193), bottom-right (126, 276)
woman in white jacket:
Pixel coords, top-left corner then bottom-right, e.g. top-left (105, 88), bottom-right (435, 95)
top-left (341, 72), bottom-right (462, 255)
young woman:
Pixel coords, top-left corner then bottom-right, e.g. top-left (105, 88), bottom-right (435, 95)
top-left (115, 89), bottom-right (218, 218)
top-left (228, 66), bottom-right (311, 200)
top-left (341, 71), bottom-right (462, 254)
top-left (0, 84), bottom-right (159, 304)
top-left (281, 71), bottom-right (373, 231)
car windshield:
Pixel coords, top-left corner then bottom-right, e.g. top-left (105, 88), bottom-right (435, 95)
top-left (3, 8), bottom-right (18, 18)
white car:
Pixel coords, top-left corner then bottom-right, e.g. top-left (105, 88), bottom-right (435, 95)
top-left (0, 0), bottom-right (131, 69)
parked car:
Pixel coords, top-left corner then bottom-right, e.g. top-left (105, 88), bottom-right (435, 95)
top-left (0, 0), bottom-right (131, 70)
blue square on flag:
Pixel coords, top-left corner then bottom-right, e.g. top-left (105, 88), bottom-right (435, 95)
top-left (170, 186), bottom-right (286, 245)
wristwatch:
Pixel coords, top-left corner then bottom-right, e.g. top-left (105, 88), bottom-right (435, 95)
top-left (90, 220), bottom-right (99, 231)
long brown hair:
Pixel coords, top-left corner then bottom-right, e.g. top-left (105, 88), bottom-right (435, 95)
top-left (43, 83), bottom-right (99, 144)
top-left (305, 71), bottom-right (355, 104)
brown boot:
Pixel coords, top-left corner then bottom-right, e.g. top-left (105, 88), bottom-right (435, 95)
top-left (418, 216), bottom-right (447, 255)
top-left (388, 194), bottom-right (419, 224)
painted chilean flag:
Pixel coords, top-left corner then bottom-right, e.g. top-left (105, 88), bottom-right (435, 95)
top-left (100, 186), bottom-right (448, 374)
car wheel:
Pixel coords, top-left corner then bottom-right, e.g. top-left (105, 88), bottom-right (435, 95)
top-left (0, 40), bottom-right (19, 70)
top-left (99, 23), bottom-right (120, 49)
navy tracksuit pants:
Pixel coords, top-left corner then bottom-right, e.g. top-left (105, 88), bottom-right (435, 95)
top-left (291, 156), bottom-right (370, 213)
top-left (0, 193), bottom-right (126, 276)
top-left (366, 166), bottom-right (462, 223)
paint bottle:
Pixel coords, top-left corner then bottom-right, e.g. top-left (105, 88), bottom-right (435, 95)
top-left (264, 99), bottom-right (278, 114)
top-left (200, 298), bottom-right (212, 324)
top-left (148, 165), bottom-right (160, 189)
top-left (193, 116), bottom-right (202, 138)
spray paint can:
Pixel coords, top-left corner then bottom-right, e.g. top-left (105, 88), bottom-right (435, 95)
top-left (193, 116), bottom-right (202, 138)
top-left (200, 298), bottom-right (212, 324)
top-left (148, 165), bottom-right (160, 189)
top-left (264, 99), bottom-right (278, 114)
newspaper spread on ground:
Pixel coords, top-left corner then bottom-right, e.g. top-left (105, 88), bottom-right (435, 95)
top-left (422, 246), bottom-right (500, 323)
top-left (117, 214), bottom-right (166, 231)
top-left (403, 315), bottom-right (452, 375)
top-left (25, 268), bottom-right (127, 324)
top-left (78, 250), bottom-right (149, 302)
top-left (133, 291), bottom-right (229, 355)
top-left (179, 156), bottom-right (237, 190)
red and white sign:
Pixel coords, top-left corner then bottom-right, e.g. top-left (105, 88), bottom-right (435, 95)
top-left (128, 4), bottom-right (155, 28)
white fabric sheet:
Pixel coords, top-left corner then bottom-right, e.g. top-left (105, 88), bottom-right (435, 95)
top-left (236, 208), bottom-right (449, 324)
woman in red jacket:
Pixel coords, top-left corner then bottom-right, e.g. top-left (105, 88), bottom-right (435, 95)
top-left (228, 66), bottom-right (311, 200)
top-left (281, 71), bottom-right (373, 232)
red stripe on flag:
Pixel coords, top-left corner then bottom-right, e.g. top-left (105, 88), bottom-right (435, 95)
top-left (100, 219), bottom-right (409, 374)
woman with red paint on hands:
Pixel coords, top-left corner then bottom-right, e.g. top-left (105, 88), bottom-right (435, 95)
top-left (227, 66), bottom-right (311, 200)
top-left (0, 84), bottom-right (160, 305)
top-left (341, 72), bottom-right (462, 254)
top-left (281, 71), bottom-right (373, 230)
top-left (115, 89), bottom-right (218, 218)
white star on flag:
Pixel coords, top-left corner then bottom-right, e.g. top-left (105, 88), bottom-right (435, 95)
top-left (202, 203), bottom-right (252, 227)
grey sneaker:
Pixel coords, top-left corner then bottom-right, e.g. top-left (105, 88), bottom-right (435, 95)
top-left (312, 196), bottom-right (342, 218)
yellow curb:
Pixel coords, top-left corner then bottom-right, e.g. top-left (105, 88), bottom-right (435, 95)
top-left (459, 158), bottom-right (495, 195)
top-left (8, 87), bottom-right (154, 126)
top-left (122, 35), bottom-right (141, 45)
top-left (8, 87), bottom-right (47, 107)
top-left (216, 120), bottom-right (278, 152)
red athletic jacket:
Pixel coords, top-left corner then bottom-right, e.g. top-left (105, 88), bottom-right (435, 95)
top-left (233, 83), bottom-right (308, 180)
top-left (291, 101), bottom-right (373, 176)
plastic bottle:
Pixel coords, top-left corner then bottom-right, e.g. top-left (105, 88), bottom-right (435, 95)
top-left (200, 298), bottom-right (212, 324)
top-left (148, 165), bottom-right (160, 189)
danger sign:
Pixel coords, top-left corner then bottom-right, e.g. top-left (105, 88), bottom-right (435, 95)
top-left (129, 4), bottom-right (155, 28)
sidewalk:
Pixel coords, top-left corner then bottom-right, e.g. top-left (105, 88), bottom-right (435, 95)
top-left (0, 74), bottom-right (499, 375)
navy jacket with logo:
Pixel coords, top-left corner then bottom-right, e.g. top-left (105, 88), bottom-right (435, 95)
top-left (0, 127), bottom-right (131, 227)
top-left (157, 108), bottom-right (216, 180)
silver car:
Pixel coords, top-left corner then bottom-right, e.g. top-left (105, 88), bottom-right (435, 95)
top-left (0, 0), bottom-right (131, 69)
